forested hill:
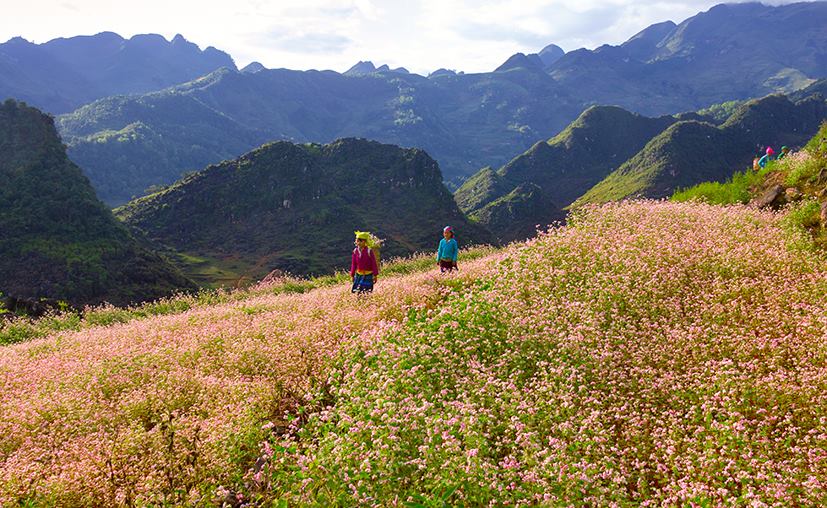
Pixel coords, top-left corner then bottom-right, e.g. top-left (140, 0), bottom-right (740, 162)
top-left (116, 138), bottom-right (492, 283)
top-left (0, 99), bottom-right (194, 307)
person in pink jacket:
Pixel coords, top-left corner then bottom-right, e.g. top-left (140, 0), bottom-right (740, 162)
top-left (350, 231), bottom-right (379, 293)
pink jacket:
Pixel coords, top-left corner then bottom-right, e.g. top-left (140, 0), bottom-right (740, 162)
top-left (350, 247), bottom-right (379, 277)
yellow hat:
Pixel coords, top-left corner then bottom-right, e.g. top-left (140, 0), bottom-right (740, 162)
top-left (355, 231), bottom-right (371, 240)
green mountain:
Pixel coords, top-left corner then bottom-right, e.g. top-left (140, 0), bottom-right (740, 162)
top-left (55, 2), bottom-right (827, 207)
top-left (575, 93), bottom-right (827, 205)
top-left (115, 138), bottom-right (492, 284)
top-left (0, 99), bottom-right (194, 307)
top-left (57, 86), bottom-right (266, 205)
top-left (455, 106), bottom-right (678, 241)
top-left (0, 32), bottom-right (236, 114)
top-left (58, 66), bottom-right (582, 205)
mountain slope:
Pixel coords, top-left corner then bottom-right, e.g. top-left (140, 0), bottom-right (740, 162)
top-left (59, 65), bottom-right (583, 205)
top-left (455, 106), bottom-right (678, 240)
top-left (0, 99), bottom-right (194, 307)
top-left (0, 32), bottom-right (235, 114)
top-left (116, 138), bottom-right (492, 283)
top-left (575, 93), bottom-right (827, 205)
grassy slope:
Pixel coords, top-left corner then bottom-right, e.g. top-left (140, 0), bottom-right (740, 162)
top-left (454, 106), bottom-right (676, 241)
top-left (2, 202), bottom-right (827, 505)
top-left (574, 94), bottom-right (827, 207)
top-left (672, 121), bottom-right (827, 247)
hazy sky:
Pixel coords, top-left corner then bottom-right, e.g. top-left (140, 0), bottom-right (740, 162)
top-left (1, 0), bottom-right (815, 75)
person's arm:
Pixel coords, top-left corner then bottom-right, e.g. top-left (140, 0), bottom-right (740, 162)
top-left (437, 238), bottom-right (444, 263)
top-left (450, 239), bottom-right (458, 262)
top-left (350, 250), bottom-right (357, 278)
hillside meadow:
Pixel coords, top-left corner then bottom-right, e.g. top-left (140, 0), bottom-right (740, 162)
top-left (2, 201), bottom-right (827, 506)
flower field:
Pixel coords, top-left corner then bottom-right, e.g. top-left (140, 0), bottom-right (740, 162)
top-left (2, 201), bottom-right (827, 506)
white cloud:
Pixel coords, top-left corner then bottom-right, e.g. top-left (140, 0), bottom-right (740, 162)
top-left (0, 0), bottom-right (819, 75)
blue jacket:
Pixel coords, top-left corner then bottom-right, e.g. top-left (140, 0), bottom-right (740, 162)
top-left (437, 238), bottom-right (458, 262)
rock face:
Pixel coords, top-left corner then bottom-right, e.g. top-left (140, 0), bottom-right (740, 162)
top-left (751, 185), bottom-right (786, 209)
top-left (241, 62), bottom-right (266, 74)
top-left (537, 44), bottom-right (565, 67)
top-left (116, 138), bottom-right (492, 282)
top-left (0, 99), bottom-right (194, 306)
top-left (344, 61), bottom-right (377, 75)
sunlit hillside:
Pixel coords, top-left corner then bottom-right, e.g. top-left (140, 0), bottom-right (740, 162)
top-left (2, 199), bottom-right (827, 506)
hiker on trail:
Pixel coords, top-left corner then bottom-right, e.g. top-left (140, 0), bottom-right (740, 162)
top-left (437, 226), bottom-right (458, 273)
top-left (778, 146), bottom-right (791, 160)
top-left (757, 147), bottom-right (775, 169)
top-left (351, 231), bottom-right (379, 293)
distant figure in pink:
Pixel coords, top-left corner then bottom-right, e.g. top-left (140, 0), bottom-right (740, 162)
top-left (351, 231), bottom-right (379, 293)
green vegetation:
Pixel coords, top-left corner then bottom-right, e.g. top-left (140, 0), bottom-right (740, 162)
top-left (0, 99), bottom-right (194, 309)
top-left (780, 199), bottom-right (822, 251)
top-left (455, 106), bottom-right (676, 240)
top-left (785, 123), bottom-right (827, 187)
top-left (672, 122), bottom-right (827, 250)
top-left (697, 99), bottom-right (744, 123)
top-left (57, 93), bottom-right (265, 205)
top-left (673, 122), bottom-right (827, 207)
top-left (672, 165), bottom-right (773, 204)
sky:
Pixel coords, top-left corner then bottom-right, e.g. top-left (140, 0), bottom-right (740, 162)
top-left (0, 0), bottom-right (815, 75)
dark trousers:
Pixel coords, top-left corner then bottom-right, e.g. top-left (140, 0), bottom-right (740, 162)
top-left (439, 260), bottom-right (457, 272)
top-left (352, 273), bottom-right (374, 293)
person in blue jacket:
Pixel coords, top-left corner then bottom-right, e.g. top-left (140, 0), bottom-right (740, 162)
top-left (437, 226), bottom-right (458, 272)
top-left (757, 146), bottom-right (775, 168)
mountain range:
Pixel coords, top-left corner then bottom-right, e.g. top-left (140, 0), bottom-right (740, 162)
top-left (0, 100), bottom-right (194, 307)
top-left (46, 2), bottom-right (827, 206)
top-left (115, 138), bottom-right (492, 284)
top-left (0, 32), bottom-right (235, 114)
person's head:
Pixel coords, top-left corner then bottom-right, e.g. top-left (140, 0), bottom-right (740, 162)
top-left (355, 231), bottom-right (370, 247)
top-left (443, 225), bottom-right (454, 239)
top-left (781, 146), bottom-right (790, 153)
top-left (766, 146), bottom-right (775, 156)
